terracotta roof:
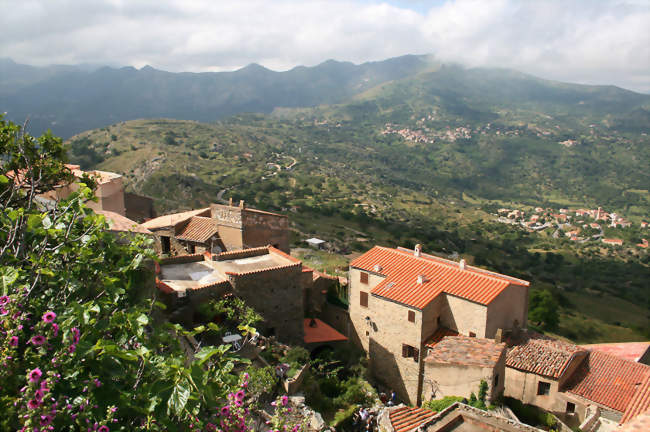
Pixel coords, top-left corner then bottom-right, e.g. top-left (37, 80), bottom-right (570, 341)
top-left (619, 410), bottom-right (650, 431)
top-left (303, 318), bottom-right (348, 344)
top-left (425, 336), bottom-right (505, 368)
top-left (94, 210), bottom-right (152, 234)
top-left (141, 208), bottom-right (211, 230)
top-left (425, 327), bottom-right (460, 349)
top-left (621, 373), bottom-right (650, 424)
top-left (565, 351), bottom-right (650, 413)
top-left (389, 406), bottom-right (436, 432)
top-left (506, 333), bottom-right (586, 379)
top-left (175, 216), bottom-right (219, 243)
top-left (581, 342), bottom-right (650, 363)
top-left (350, 246), bottom-right (528, 309)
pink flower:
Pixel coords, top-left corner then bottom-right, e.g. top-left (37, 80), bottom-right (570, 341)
top-left (42, 311), bottom-right (56, 323)
top-left (0, 308), bottom-right (7, 316)
top-left (220, 406), bottom-right (230, 416)
top-left (51, 323), bottom-right (59, 337)
top-left (31, 335), bottom-right (46, 346)
top-left (27, 399), bottom-right (40, 409)
top-left (9, 336), bottom-right (18, 346)
top-left (235, 399), bottom-right (243, 407)
top-left (71, 327), bottom-right (80, 344)
top-left (40, 415), bottom-right (53, 426)
top-left (0, 295), bottom-right (9, 305)
top-left (98, 425), bottom-right (109, 432)
top-left (35, 389), bottom-right (45, 400)
top-left (235, 390), bottom-right (245, 401)
top-left (28, 368), bottom-right (43, 383)
top-left (68, 344), bottom-right (76, 353)
top-left (281, 395), bottom-right (288, 406)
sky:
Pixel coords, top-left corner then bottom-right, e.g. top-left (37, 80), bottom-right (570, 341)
top-left (1, 0), bottom-right (649, 93)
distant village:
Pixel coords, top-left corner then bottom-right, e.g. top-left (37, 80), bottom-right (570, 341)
top-left (495, 206), bottom-right (648, 249)
top-left (47, 164), bottom-right (650, 432)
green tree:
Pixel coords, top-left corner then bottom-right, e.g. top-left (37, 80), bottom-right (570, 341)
top-left (529, 289), bottom-right (560, 330)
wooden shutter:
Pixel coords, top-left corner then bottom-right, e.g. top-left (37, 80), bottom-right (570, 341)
top-left (402, 344), bottom-right (409, 358)
top-left (408, 310), bottom-right (415, 322)
top-left (360, 272), bottom-right (369, 284)
top-left (413, 348), bottom-right (420, 362)
top-left (360, 291), bottom-right (368, 307)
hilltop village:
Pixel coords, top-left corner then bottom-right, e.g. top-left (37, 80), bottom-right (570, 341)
top-left (52, 164), bottom-right (650, 432)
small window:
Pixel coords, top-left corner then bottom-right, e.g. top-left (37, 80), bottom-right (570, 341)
top-left (365, 331), bottom-right (370, 336)
top-left (566, 402), bottom-right (576, 414)
top-left (401, 344), bottom-right (419, 362)
top-left (360, 272), bottom-right (369, 284)
top-left (469, 332), bottom-right (476, 338)
top-left (537, 381), bottom-right (551, 396)
top-left (494, 374), bottom-right (499, 387)
top-left (436, 316), bottom-right (441, 326)
top-left (360, 291), bottom-right (368, 308)
top-left (408, 310), bottom-right (415, 322)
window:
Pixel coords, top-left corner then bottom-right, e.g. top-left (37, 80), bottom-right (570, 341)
top-left (436, 316), bottom-right (441, 326)
top-left (566, 402), bottom-right (576, 414)
top-left (401, 344), bottom-right (420, 362)
top-left (360, 291), bottom-right (368, 308)
top-left (360, 272), bottom-right (369, 284)
top-left (494, 374), bottom-right (499, 387)
top-left (161, 236), bottom-right (171, 254)
top-left (537, 381), bottom-right (551, 396)
top-left (408, 310), bottom-right (415, 322)
top-left (469, 332), bottom-right (476, 338)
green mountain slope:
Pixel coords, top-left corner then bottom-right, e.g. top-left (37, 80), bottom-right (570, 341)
top-left (0, 55), bottom-right (435, 138)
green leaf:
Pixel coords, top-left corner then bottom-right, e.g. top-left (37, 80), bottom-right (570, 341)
top-left (136, 313), bottom-right (149, 326)
top-left (0, 266), bottom-right (19, 295)
top-left (167, 379), bottom-right (191, 416)
top-left (194, 346), bottom-right (226, 366)
top-left (0, 174), bottom-right (9, 185)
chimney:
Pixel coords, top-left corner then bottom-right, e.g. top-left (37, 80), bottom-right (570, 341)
top-left (495, 328), bottom-right (503, 344)
top-left (373, 264), bottom-right (382, 272)
top-left (459, 259), bottom-right (466, 270)
top-left (414, 244), bottom-right (422, 257)
top-left (229, 197), bottom-right (233, 206)
top-left (239, 200), bottom-right (245, 209)
top-left (417, 275), bottom-right (427, 284)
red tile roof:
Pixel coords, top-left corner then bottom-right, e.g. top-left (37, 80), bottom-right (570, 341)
top-left (565, 351), bottom-right (650, 413)
top-left (581, 342), bottom-right (650, 363)
top-left (425, 327), bottom-right (460, 349)
top-left (303, 318), bottom-right (348, 344)
top-left (621, 373), bottom-right (650, 424)
top-left (389, 406), bottom-right (436, 432)
top-left (425, 336), bottom-right (505, 368)
top-left (506, 333), bottom-right (586, 379)
top-left (350, 246), bottom-right (528, 309)
top-left (141, 208), bottom-right (211, 230)
top-left (175, 216), bottom-right (219, 243)
top-left (94, 210), bottom-right (152, 234)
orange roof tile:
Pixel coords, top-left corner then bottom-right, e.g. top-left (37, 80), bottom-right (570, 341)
top-left (303, 319), bottom-right (347, 344)
top-left (94, 210), bottom-right (152, 234)
top-left (141, 208), bottom-right (211, 230)
top-left (175, 216), bottom-right (219, 243)
top-left (425, 336), bottom-right (505, 368)
top-left (581, 342), bottom-right (650, 363)
top-left (621, 373), bottom-right (650, 424)
top-left (565, 351), bottom-right (650, 413)
top-left (389, 406), bottom-right (436, 432)
top-left (506, 332), bottom-right (586, 379)
top-left (350, 246), bottom-right (528, 309)
top-left (425, 327), bottom-right (459, 349)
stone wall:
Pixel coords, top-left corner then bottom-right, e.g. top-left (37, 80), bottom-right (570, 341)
top-left (319, 303), bottom-right (351, 339)
top-left (124, 192), bottom-right (155, 222)
top-left (440, 294), bottom-right (488, 337)
top-left (242, 210), bottom-right (289, 253)
top-left (485, 283), bottom-right (528, 338)
top-left (228, 264), bottom-right (304, 345)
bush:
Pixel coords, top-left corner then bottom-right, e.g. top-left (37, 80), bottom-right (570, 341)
top-left (422, 396), bottom-right (464, 412)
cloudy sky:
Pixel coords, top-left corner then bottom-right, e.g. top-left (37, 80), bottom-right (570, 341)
top-left (2, 0), bottom-right (649, 92)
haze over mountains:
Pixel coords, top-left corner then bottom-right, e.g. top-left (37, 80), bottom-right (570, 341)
top-left (1, 54), bottom-right (649, 139)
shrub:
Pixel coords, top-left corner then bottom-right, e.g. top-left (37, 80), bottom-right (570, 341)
top-left (422, 396), bottom-right (464, 412)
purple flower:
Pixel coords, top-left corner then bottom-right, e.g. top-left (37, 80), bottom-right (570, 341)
top-left (0, 308), bottom-right (7, 316)
top-left (28, 368), bottom-right (42, 383)
top-left (9, 336), bottom-right (18, 346)
top-left (71, 327), bottom-right (81, 344)
top-left (27, 399), bottom-right (40, 409)
top-left (0, 295), bottom-right (9, 305)
top-left (234, 399), bottom-right (243, 407)
top-left (31, 335), bottom-right (46, 346)
top-left (40, 415), bottom-right (53, 426)
top-left (35, 389), bottom-right (45, 400)
top-left (220, 406), bottom-right (230, 416)
top-left (51, 323), bottom-right (59, 337)
top-left (235, 390), bottom-right (245, 401)
top-left (281, 395), bottom-right (288, 406)
top-left (68, 344), bottom-right (76, 353)
top-left (94, 378), bottom-right (102, 387)
top-left (98, 427), bottom-right (109, 432)
top-left (42, 311), bottom-right (56, 323)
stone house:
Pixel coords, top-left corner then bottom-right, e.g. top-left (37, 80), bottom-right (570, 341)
top-left (142, 200), bottom-right (290, 255)
top-left (505, 331), bottom-right (650, 427)
top-left (156, 246), bottom-right (339, 346)
top-left (348, 245), bottom-right (530, 405)
top-left (422, 335), bottom-right (506, 403)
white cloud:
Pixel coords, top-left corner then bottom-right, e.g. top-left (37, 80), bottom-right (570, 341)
top-left (1, 0), bottom-right (648, 92)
